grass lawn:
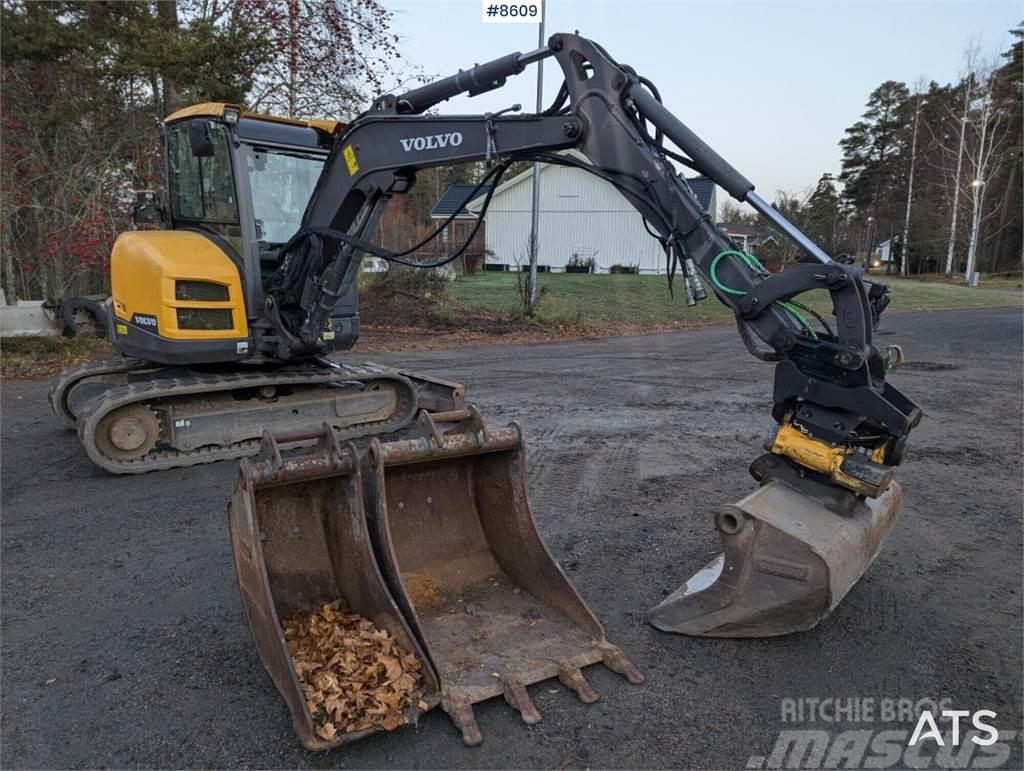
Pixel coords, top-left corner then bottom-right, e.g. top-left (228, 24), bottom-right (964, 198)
top-left (451, 272), bottom-right (1022, 332)
top-left (4, 273), bottom-right (1018, 379)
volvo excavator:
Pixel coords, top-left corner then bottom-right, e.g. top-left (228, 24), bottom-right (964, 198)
top-left (51, 33), bottom-right (921, 750)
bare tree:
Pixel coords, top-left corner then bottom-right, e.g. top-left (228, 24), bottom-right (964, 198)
top-left (942, 95), bottom-right (970, 274)
top-left (963, 57), bottom-right (1011, 283)
top-left (943, 44), bottom-right (979, 275)
top-left (237, 0), bottom-right (411, 120)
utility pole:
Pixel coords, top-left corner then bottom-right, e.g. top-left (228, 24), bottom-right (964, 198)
top-left (863, 216), bottom-right (874, 269)
top-left (900, 91), bottom-right (924, 277)
top-left (526, 0), bottom-right (546, 315)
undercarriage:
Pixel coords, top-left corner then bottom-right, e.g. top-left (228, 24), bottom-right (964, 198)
top-left (50, 359), bottom-right (464, 474)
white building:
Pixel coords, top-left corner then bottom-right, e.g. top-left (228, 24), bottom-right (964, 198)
top-left (872, 238), bottom-right (895, 269)
top-left (716, 222), bottom-right (778, 254)
top-left (465, 150), bottom-right (717, 274)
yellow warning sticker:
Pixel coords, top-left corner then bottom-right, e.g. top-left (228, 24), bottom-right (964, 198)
top-left (116, 323), bottom-right (128, 335)
top-left (343, 144), bottom-right (359, 175)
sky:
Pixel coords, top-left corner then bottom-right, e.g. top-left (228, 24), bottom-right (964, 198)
top-left (382, 0), bottom-right (1020, 207)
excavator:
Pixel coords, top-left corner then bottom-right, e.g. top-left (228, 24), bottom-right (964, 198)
top-left (51, 33), bottom-right (921, 750)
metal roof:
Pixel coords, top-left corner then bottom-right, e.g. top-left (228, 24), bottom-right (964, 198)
top-left (684, 176), bottom-right (715, 213)
top-left (717, 222), bottom-right (764, 237)
top-left (430, 184), bottom-right (494, 219)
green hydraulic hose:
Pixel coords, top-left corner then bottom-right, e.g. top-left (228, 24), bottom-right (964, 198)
top-left (708, 250), bottom-right (818, 339)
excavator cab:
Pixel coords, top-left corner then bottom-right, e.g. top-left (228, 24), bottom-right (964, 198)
top-left (107, 104), bottom-right (359, 366)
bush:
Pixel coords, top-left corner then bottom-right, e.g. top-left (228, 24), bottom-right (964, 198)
top-left (363, 264), bottom-right (452, 301)
top-left (609, 263), bottom-right (640, 274)
top-left (460, 252), bottom-right (486, 275)
top-left (566, 253), bottom-right (597, 270)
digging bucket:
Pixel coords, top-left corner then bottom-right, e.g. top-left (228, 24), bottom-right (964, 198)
top-left (228, 426), bottom-right (440, 751)
top-left (648, 454), bottom-right (902, 638)
top-left (362, 408), bottom-right (644, 746)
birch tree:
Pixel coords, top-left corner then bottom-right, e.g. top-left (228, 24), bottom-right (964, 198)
top-left (963, 59), bottom-right (1011, 284)
top-left (943, 44), bottom-right (979, 275)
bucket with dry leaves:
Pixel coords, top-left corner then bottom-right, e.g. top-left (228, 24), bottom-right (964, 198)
top-left (228, 428), bottom-right (441, 751)
top-left (282, 600), bottom-right (430, 742)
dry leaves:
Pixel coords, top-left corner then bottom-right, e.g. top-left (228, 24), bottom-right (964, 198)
top-left (402, 572), bottom-right (442, 610)
top-left (282, 600), bottom-right (423, 742)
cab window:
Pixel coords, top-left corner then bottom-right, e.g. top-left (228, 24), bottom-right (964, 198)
top-left (167, 120), bottom-right (239, 225)
top-left (248, 150), bottom-right (323, 242)
top-left (247, 149), bottom-right (324, 283)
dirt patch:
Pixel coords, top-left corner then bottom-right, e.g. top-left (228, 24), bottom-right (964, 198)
top-left (1, 335), bottom-right (115, 380)
top-left (360, 284), bottom-right (524, 335)
top-left (402, 572), bottom-right (443, 610)
top-left (355, 281), bottom-right (729, 353)
top-left (355, 283), bottom-right (596, 353)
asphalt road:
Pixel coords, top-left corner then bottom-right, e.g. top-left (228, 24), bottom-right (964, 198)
top-left (2, 308), bottom-right (1021, 769)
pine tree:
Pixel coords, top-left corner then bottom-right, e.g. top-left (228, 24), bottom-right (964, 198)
top-left (802, 174), bottom-right (842, 254)
top-left (839, 80), bottom-right (911, 240)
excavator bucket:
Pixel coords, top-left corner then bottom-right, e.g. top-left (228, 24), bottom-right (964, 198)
top-left (229, 410), bottom-right (642, 750)
top-left (228, 427), bottom-right (440, 751)
top-left (361, 408), bottom-right (643, 745)
top-left (648, 455), bottom-right (902, 637)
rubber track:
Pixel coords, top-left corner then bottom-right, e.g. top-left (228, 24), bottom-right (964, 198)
top-left (48, 357), bottom-right (150, 426)
top-left (75, 363), bottom-right (418, 474)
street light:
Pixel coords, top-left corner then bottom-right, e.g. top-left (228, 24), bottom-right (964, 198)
top-left (970, 179), bottom-right (984, 188)
top-left (864, 216), bottom-right (875, 270)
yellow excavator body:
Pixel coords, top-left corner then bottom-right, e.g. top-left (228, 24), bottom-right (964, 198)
top-left (110, 230), bottom-right (248, 342)
top-left (163, 101), bottom-right (343, 135)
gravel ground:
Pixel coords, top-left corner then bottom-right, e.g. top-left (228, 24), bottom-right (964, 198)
top-left (2, 308), bottom-right (1021, 769)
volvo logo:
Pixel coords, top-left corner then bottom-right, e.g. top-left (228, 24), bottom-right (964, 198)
top-left (399, 132), bottom-right (463, 152)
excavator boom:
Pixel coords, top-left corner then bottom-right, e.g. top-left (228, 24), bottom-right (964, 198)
top-left (270, 33), bottom-right (920, 479)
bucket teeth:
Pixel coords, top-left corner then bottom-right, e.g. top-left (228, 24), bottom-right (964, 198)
top-left (598, 642), bottom-right (645, 685)
top-left (501, 677), bottom-right (542, 725)
top-left (442, 690), bottom-right (482, 746)
top-left (557, 665), bottom-right (599, 703)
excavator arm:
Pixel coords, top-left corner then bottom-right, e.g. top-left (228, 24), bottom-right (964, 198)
top-left (267, 32), bottom-right (920, 498)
